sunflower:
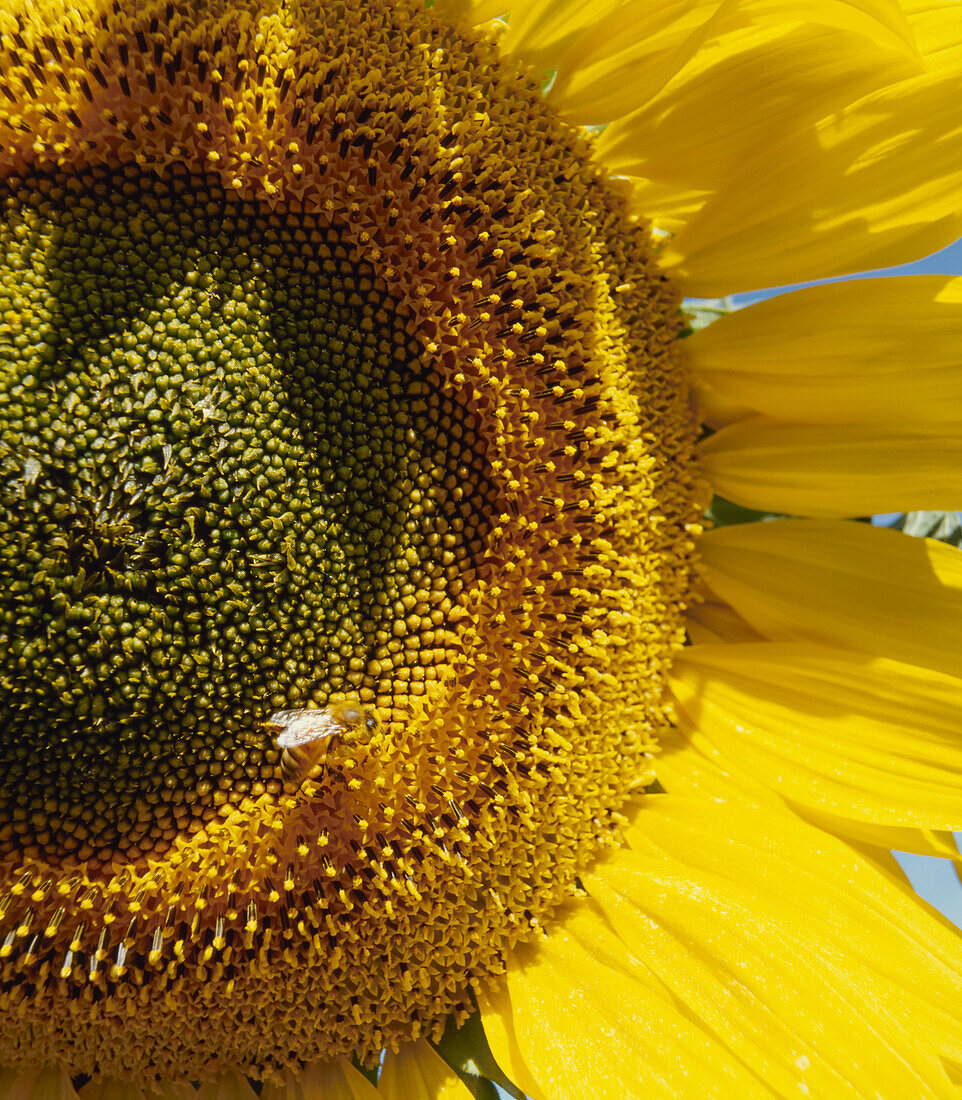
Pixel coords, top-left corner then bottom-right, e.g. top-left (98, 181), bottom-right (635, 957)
top-left (1, 0), bottom-right (961, 1096)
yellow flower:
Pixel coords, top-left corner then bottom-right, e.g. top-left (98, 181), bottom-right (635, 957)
top-left (1, 0), bottom-right (961, 1097)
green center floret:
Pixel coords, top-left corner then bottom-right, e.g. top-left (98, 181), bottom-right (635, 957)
top-left (0, 164), bottom-right (488, 862)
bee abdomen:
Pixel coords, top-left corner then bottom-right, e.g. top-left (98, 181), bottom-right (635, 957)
top-left (265, 701), bottom-right (379, 784)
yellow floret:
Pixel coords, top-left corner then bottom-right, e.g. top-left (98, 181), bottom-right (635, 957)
top-left (0, 0), bottom-right (697, 1080)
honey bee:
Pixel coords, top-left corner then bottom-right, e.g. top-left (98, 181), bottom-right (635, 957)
top-left (265, 701), bottom-right (378, 783)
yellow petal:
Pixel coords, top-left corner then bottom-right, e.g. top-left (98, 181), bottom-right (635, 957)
top-left (699, 519), bottom-right (962, 678)
top-left (688, 276), bottom-right (962, 424)
top-left (662, 63), bottom-right (962, 296)
top-left (475, 983), bottom-right (551, 1100)
top-left (78, 1084), bottom-right (144, 1100)
top-left (149, 1086), bottom-right (197, 1100)
top-left (501, 0), bottom-right (917, 122)
top-left (261, 1062), bottom-right (379, 1100)
top-left (624, 178), bottom-right (712, 233)
top-left (758, 0), bottom-right (919, 55)
top-left (194, 1080), bottom-right (257, 1100)
top-left (379, 1043), bottom-right (474, 1100)
top-left (479, 901), bottom-right (769, 1099)
top-left (826, 820), bottom-right (962, 862)
top-left (698, 417), bottom-right (962, 517)
top-left (627, 797), bottom-right (962, 1031)
top-left (432, 0), bottom-right (508, 26)
top-left (591, 800), bottom-right (962, 1093)
top-left (625, 795), bottom-right (962, 983)
top-left (850, 840), bottom-right (962, 938)
top-left (548, 0), bottom-right (734, 125)
top-left (670, 642), bottom-right (962, 855)
top-left (496, 0), bottom-right (623, 72)
top-left (684, 598), bottom-right (766, 645)
top-left (905, 0), bottom-right (962, 69)
top-left (596, 19), bottom-right (916, 206)
top-left (0, 1070), bottom-right (78, 1100)
top-left (652, 723), bottom-right (793, 806)
top-left (582, 867), bottom-right (883, 1098)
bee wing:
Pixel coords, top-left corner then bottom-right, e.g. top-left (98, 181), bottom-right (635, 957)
top-left (267, 709), bottom-right (340, 748)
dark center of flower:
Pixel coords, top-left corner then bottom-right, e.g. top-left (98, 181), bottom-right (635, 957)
top-left (0, 164), bottom-right (491, 866)
top-left (0, 0), bottom-right (697, 1082)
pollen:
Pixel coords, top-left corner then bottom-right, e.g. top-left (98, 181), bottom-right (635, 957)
top-left (0, 0), bottom-right (698, 1082)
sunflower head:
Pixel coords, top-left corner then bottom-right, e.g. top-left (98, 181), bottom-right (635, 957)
top-left (4, 0), bottom-right (962, 1096)
top-left (0, 0), bottom-right (694, 1078)
top-left (0, 0), bottom-right (698, 1081)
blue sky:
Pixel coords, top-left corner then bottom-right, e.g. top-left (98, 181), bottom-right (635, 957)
top-left (696, 239), bottom-right (962, 927)
top-left (894, 847), bottom-right (962, 926)
top-left (729, 235), bottom-right (962, 306)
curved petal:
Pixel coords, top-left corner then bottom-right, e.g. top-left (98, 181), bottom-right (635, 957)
top-left (905, 0), bottom-right (962, 69)
top-left (148, 1087), bottom-right (196, 1100)
top-left (684, 597), bottom-right (766, 645)
top-left (624, 796), bottom-right (962, 1016)
top-left (548, 0), bottom-right (738, 126)
top-left (496, 0), bottom-right (624, 72)
top-left (662, 63), bottom-right (962, 296)
top-left (849, 841), bottom-right (962, 937)
top-left (478, 902), bottom-right (771, 1099)
top-left (0, 1070), bottom-right (79, 1100)
top-left (432, 0), bottom-right (508, 25)
top-left (379, 1042), bottom-right (475, 1100)
top-left (500, 0), bottom-right (920, 123)
top-left (666, 726), bottom-right (962, 859)
top-left (77, 1084), bottom-right (145, 1100)
top-left (590, 799), bottom-right (962, 1094)
top-left (261, 1062), bottom-right (379, 1100)
top-left (698, 417), bottom-right (962, 517)
top-left (653, 723), bottom-right (781, 805)
top-left (474, 983), bottom-right (552, 1100)
top-left (597, 20), bottom-right (917, 208)
top-left (670, 642), bottom-right (962, 855)
top-left (698, 519), bottom-right (962, 678)
top-left (195, 1081), bottom-right (258, 1100)
top-left (688, 276), bottom-right (962, 425)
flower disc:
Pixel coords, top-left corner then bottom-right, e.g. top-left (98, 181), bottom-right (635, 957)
top-left (0, 0), bottom-right (698, 1080)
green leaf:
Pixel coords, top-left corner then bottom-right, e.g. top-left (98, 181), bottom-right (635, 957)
top-left (352, 1056), bottom-right (380, 1087)
top-left (434, 1000), bottom-right (529, 1100)
top-left (704, 495), bottom-right (788, 528)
